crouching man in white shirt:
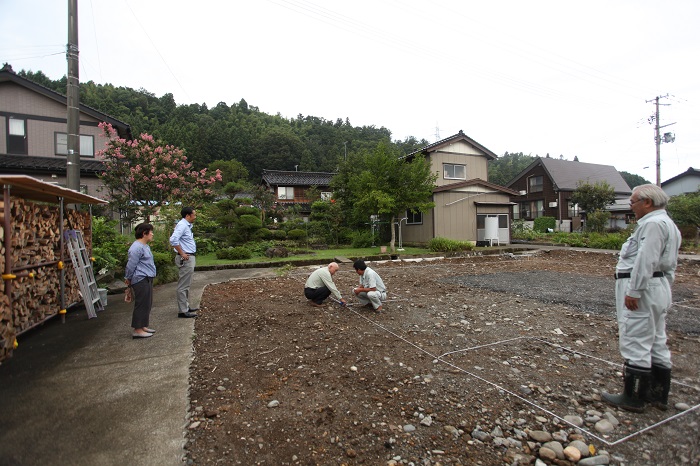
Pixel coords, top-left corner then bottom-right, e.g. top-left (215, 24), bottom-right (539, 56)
top-left (353, 260), bottom-right (387, 312)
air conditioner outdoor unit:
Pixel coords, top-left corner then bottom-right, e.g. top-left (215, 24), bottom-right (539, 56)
top-left (519, 190), bottom-right (526, 195)
top-left (549, 202), bottom-right (558, 208)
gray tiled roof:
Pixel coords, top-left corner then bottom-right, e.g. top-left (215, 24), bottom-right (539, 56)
top-left (508, 157), bottom-right (631, 194)
top-left (661, 167), bottom-right (699, 186)
top-left (0, 154), bottom-right (105, 175)
top-left (262, 170), bottom-right (335, 186)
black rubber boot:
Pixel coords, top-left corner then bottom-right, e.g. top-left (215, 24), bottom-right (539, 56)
top-left (602, 362), bottom-right (650, 413)
top-left (645, 364), bottom-right (672, 411)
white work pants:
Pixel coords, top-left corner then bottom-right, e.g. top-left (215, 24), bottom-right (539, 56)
top-left (356, 290), bottom-right (386, 310)
top-left (615, 277), bottom-right (672, 369)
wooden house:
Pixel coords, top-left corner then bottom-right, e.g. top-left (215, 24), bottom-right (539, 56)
top-left (506, 157), bottom-right (632, 231)
top-left (401, 131), bottom-right (518, 246)
top-left (261, 169), bottom-right (335, 220)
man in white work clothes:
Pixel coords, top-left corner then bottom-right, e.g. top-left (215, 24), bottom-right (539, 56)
top-left (602, 184), bottom-right (681, 412)
top-left (352, 260), bottom-right (387, 312)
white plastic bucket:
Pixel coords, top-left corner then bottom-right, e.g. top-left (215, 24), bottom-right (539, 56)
top-left (98, 288), bottom-right (108, 307)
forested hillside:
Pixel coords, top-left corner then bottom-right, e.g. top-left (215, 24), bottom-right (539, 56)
top-left (18, 69), bottom-right (567, 186)
top-left (18, 69), bottom-right (429, 180)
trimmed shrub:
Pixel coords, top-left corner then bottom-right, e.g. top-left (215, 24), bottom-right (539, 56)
top-left (255, 228), bottom-right (273, 240)
top-left (287, 229), bottom-right (307, 242)
top-left (216, 246), bottom-right (253, 260)
top-left (428, 237), bottom-right (474, 252)
top-left (270, 229), bottom-right (287, 240)
top-left (234, 206), bottom-right (260, 216)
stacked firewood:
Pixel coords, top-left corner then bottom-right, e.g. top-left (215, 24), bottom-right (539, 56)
top-left (0, 197), bottom-right (91, 362)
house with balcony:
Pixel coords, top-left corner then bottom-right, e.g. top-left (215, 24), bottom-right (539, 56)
top-left (400, 130), bottom-right (519, 246)
top-left (261, 169), bottom-right (335, 221)
top-left (505, 157), bottom-right (632, 231)
top-left (0, 63), bottom-right (132, 196)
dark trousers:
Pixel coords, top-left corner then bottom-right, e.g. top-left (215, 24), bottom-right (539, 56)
top-left (304, 286), bottom-right (331, 305)
top-left (131, 277), bottom-right (154, 329)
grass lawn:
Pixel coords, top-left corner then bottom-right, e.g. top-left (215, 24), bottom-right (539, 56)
top-left (195, 246), bottom-right (434, 266)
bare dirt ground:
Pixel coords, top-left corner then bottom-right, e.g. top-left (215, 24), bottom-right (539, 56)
top-left (185, 250), bottom-right (700, 466)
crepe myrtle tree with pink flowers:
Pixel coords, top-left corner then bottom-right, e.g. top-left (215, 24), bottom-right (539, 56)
top-left (97, 122), bottom-right (222, 223)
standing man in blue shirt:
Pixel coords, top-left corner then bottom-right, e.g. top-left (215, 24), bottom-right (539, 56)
top-left (169, 206), bottom-right (199, 318)
top-left (603, 184), bottom-right (681, 412)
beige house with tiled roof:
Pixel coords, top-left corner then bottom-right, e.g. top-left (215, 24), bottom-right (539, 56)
top-left (401, 130), bottom-right (519, 246)
top-left (0, 64), bottom-right (131, 196)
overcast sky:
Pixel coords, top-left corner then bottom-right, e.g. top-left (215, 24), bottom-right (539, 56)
top-left (2, 0), bottom-right (698, 181)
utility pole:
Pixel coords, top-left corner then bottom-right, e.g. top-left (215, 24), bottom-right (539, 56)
top-left (66, 0), bottom-right (80, 192)
top-left (646, 94), bottom-right (675, 186)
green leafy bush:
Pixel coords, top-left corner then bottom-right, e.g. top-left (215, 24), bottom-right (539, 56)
top-left (255, 228), bottom-right (273, 240)
top-left (91, 217), bottom-right (130, 276)
top-left (234, 206), bottom-right (260, 216)
top-left (586, 210), bottom-right (610, 233)
top-left (287, 229), bottom-right (307, 242)
top-left (216, 246), bottom-right (253, 260)
top-left (533, 216), bottom-right (556, 233)
top-left (351, 230), bottom-right (375, 248)
top-left (428, 237), bottom-right (474, 252)
top-left (587, 232), bottom-right (626, 250)
top-left (283, 219), bottom-right (306, 232)
top-left (243, 241), bottom-right (275, 255)
top-left (337, 227), bottom-right (353, 245)
top-left (270, 229), bottom-right (287, 240)
top-left (511, 219), bottom-right (537, 240)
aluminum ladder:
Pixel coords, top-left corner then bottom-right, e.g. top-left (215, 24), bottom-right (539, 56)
top-left (64, 229), bottom-right (103, 318)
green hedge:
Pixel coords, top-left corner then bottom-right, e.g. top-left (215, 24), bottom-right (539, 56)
top-left (533, 216), bottom-right (556, 233)
top-left (428, 237), bottom-right (474, 252)
top-left (287, 229), bottom-right (307, 241)
top-left (216, 246), bottom-right (253, 260)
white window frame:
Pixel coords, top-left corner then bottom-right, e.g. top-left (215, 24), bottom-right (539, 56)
top-left (9, 118), bottom-right (25, 136)
top-left (320, 191), bottom-right (332, 201)
top-left (277, 186), bottom-right (294, 200)
top-left (406, 210), bottom-right (423, 224)
top-left (443, 163), bottom-right (466, 180)
top-left (528, 175), bottom-right (543, 193)
top-left (7, 117), bottom-right (27, 154)
top-left (55, 132), bottom-right (95, 157)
